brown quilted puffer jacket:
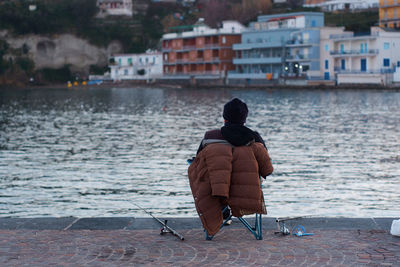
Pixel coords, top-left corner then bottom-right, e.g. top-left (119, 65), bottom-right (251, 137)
top-left (188, 141), bottom-right (273, 236)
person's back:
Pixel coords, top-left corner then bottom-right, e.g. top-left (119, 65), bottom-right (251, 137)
top-left (188, 98), bottom-right (273, 236)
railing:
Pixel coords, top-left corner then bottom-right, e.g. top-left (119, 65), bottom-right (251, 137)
top-left (286, 54), bottom-right (310, 60)
top-left (380, 3), bottom-right (400, 8)
top-left (181, 45), bottom-right (196, 50)
top-left (379, 17), bottom-right (400, 23)
top-left (333, 68), bottom-right (395, 74)
top-left (286, 40), bottom-right (313, 46)
top-left (163, 58), bottom-right (221, 64)
top-left (330, 49), bottom-right (379, 55)
top-left (163, 71), bottom-right (221, 76)
top-left (330, 32), bottom-right (379, 39)
top-left (203, 43), bottom-right (220, 49)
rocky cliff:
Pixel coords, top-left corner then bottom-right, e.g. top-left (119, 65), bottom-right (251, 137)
top-left (1, 30), bottom-right (123, 75)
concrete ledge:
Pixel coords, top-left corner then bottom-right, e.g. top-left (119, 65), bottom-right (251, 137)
top-left (0, 217), bottom-right (396, 231)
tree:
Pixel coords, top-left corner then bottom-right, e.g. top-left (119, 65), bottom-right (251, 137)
top-left (200, 0), bottom-right (272, 27)
top-left (161, 14), bottom-right (181, 33)
top-left (287, 0), bottom-right (303, 10)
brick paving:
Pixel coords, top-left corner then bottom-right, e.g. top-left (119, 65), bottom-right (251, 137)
top-left (1, 226), bottom-right (399, 266)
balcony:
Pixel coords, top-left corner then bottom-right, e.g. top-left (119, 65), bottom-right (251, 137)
top-left (330, 49), bottom-right (379, 56)
top-left (163, 71), bottom-right (222, 76)
top-left (163, 57), bottom-right (221, 65)
top-left (329, 32), bottom-right (379, 40)
top-left (380, 3), bottom-right (400, 8)
top-left (286, 40), bottom-right (313, 47)
top-left (233, 57), bottom-right (282, 65)
top-left (333, 67), bottom-right (394, 74)
top-left (379, 17), bottom-right (400, 23)
top-left (286, 54), bottom-right (311, 62)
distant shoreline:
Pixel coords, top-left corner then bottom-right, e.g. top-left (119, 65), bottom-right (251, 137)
top-left (2, 80), bottom-right (400, 91)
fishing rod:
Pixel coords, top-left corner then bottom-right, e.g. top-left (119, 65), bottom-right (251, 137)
top-left (133, 203), bottom-right (184, 241)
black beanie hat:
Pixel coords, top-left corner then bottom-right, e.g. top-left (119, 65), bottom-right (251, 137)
top-left (223, 98), bottom-right (248, 125)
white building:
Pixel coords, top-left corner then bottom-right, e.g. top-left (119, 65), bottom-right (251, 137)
top-left (109, 51), bottom-right (163, 81)
top-left (304, 0), bottom-right (379, 11)
top-left (321, 27), bottom-right (400, 85)
top-left (97, 0), bottom-right (133, 17)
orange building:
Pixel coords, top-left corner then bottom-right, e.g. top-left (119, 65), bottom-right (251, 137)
top-left (379, 0), bottom-right (400, 28)
top-left (161, 19), bottom-right (245, 76)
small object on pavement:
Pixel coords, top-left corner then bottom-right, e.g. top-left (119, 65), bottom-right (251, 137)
top-left (275, 216), bottom-right (304, 235)
top-left (134, 203), bottom-right (184, 241)
top-left (390, 219), bottom-right (400, 236)
top-left (292, 225), bottom-right (314, 237)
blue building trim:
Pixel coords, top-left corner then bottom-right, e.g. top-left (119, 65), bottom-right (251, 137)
top-left (228, 12), bottom-right (324, 81)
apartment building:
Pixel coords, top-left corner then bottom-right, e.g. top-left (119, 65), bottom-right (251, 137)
top-left (97, 0), bottom-right (133, 17)
top-left (379, 0), bottom-right (400, 28)
top-left (304, 0), bottom-right (379, 11)
top-left (161, 19), bottom-right (245, 79)
top-left (228, 12), bottom-right (324, 85)
top-left (109, 51), bottom-right (163, 81)
top-left (322, 27), bottom-right (400, 85)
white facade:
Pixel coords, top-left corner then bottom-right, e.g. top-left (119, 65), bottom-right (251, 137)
top-left (97, 0), bottom-right (132, 17)
top-left (109, 51), bottom-right (163, 81)
top-left (162, 19), bottom-right (245, 40)
top-left (322, 27), bottom-right (400, 85)
top-left (304, 0), bottom-right (379, 11)
top-left (253, 16), bottom-right (306, 31)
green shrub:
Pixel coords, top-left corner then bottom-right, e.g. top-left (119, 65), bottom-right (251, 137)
top-left (16, 57), bottom-right (35, 74)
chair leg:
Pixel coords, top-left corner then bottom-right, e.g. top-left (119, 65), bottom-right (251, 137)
top-left (204, 213), bottom-right (233, 240)
top-left (204, 213), bottom-right (262, 240)
top-left (238, 214), bottom-right (263, 240)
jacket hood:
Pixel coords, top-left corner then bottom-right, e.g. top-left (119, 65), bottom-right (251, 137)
top-left (220, 124), bottom-right (255, 146)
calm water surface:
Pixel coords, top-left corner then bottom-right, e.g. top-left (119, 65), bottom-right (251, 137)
top-left (0, 87), bottom-right (399, 218)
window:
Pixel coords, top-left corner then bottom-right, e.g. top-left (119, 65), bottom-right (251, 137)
top-left (325, 60), bottom-right (329, 69)
top-left (153, 57), bottom-right (156, 63)
top-left (222, 36), bottom-right (226, 44)
top-left (325, 44), bottom-right (329, 52)
top-left (118, 58), bottom-right (122, 65)
top-left (128, 58), bottom-right (132, 65)
top-left (341, 59), bottom-right (345, 70)
top-left (360, 43), bottom-right (364, 53)
top-left (397, 61), bottom-right (400, 67)
top-left (340, 44), bottom-right (344, 54)
top-left (124, 69), bottom-right (128, 75)
top-left (383, 58), bottom-right (390, 67)
top-left (384, 42), bottom-right (390, 50)
top-left (145, 57), bottom-right (148, 63)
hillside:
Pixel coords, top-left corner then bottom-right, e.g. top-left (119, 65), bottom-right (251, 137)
top-left (0, 0), bottom-right (379, 86)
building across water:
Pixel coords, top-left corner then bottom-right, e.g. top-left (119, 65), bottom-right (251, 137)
top-left (109, 12), bottom-right (400, 86)
top-left (228, 12), bottom-right (325, 86)
top-left (160, 18), bottom-right (245, 85)
top-left (109, 50), bottom-right (163, 81)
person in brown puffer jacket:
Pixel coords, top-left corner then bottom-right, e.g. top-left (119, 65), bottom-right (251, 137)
top-left (188, 98), bottom-right (273, 236)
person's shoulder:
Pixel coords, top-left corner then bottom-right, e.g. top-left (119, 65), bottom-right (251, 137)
top-left (204, 129), bottom-right (224, 140)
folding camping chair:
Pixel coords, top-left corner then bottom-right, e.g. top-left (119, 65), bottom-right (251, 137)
top-left (204, 177), bottom-right (264, 240)
top-left (205, 208), bottom-right (263, 240)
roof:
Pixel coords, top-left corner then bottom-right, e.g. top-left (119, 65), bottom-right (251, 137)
top-left (268, 16), bottom-right (297, 22)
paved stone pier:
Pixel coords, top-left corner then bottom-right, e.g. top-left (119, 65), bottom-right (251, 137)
top-left (0, 217), bottom-right (399, 266)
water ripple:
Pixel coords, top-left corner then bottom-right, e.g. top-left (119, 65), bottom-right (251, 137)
top-left (0, 87), bottom-right (399, 218)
